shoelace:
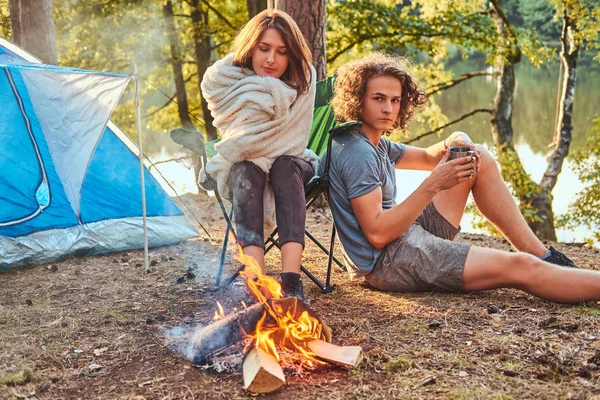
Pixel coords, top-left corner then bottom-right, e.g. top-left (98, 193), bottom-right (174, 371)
top-left (553, 249), bottom-right (574, 264)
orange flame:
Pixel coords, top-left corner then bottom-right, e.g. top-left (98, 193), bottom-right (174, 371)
top-left (232, 236), bottom-right (326, 370)
top-left (213, 301), bottom-right (225, 320)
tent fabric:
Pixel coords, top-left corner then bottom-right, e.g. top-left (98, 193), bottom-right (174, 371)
top-left (0, 37), bottom-right (198, 271)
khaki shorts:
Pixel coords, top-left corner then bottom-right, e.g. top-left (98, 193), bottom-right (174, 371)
top-left (365, 202), bottom-right (471, 292)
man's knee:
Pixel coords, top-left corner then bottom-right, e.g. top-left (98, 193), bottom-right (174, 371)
top-left (475, 145), bottom-right (496, 168)
top-left (510, 252), bottom-right (544, 286)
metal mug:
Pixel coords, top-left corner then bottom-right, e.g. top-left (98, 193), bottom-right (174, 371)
top-left (448, 146), bottom-right (474, 160)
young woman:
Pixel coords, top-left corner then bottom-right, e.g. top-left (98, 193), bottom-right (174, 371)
top-left (324, 52), bottom-right (600, 303)
top-left (200, 10), bottom-right (317, 300)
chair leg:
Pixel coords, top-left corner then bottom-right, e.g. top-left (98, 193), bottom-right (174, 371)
top-left (325, 225), bottom-right (338, 290)
top-left (305, 229), bottom-right (346, 271)
top-left (215, 225), bottom-right (229, 287)
top-left (215, 204), bottom-right (239, 287)
top-left (301, 225), bottom-right (337, 293)
top-left (264, 227), bottom-right (279, 255)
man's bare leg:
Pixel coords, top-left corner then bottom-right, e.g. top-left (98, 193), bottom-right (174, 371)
top-left (462, 246), bottom-right (600, 303)
top-left (470, 145), bottom-right (547, 257)
top-left (433, 145), bottom-right (547, 257)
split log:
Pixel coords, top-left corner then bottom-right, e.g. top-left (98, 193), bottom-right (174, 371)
top-left (190, 302), bottom-right (269, 365)
top-left (307, 339), bottom-right (363, 367)
top-left (243, 347), bottom-right (285, 393)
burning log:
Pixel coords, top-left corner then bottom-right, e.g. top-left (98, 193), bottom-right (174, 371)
top-left (190, 302), bottom-right (268, 365)
top-left (307, 340), bottom-right (363, 368)
top-left (243, 347), bottom-right (286, 393)
top-left (189, 297), bottom-right (331, 365)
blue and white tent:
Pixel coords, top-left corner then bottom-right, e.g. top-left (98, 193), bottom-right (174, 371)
top-left (0, 37), bottom-right (198, 271)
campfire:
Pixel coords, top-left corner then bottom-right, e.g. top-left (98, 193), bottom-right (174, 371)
top-left (189, 242), bottom-right (363, 393)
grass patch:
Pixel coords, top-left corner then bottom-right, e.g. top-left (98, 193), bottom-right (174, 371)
top-left (450, 387), bottom-right (515, 400)
top-left (0, 369), bottom-right (35, 386)
top-left (385, 355), bottom-right (415, 373)
top-left (577, 305), bottom-right (600, 317)
top-left (103, 309), bottom-right (136, 326)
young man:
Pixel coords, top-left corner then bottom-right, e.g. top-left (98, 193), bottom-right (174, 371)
top-left (323, 52), bottom-right (600, 303)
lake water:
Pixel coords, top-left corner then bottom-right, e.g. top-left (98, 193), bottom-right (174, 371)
top-left (144, 61), bottom-right (599, 245)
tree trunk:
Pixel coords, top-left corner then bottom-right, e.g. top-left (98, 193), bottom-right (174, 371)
top-left (539, 9), bottom-right (579, 193)
top-left (529, 193), bottom-right (557, 241)
top-left (490, 62), bottom-right (516, 151)
top-left (163, 0), bottom-right (193, 130)
top-left (489, 0), bottom-right (556, 240)
top-left (8, 0), bottom-right (21, 44)
top-left (8, 0), bottom-right (57, 64)
top-left (190, 0), bottom-right (218, 141)
top-left (531, 8), bottom-right (579, 240)
top-left (247, 0), bottom-right (267, 19)
top-left (267, 0), bottom-right (327, 80)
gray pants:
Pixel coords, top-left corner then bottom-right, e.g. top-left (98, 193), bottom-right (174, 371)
top-left (365, 202), bottom-right (471, 293)
top-left (227, 155), bottom-right (314, 249)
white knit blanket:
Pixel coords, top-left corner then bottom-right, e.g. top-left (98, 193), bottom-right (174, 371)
top-left (200, 53), bottom-right (317, 228)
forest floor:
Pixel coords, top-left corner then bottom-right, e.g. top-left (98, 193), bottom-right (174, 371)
top-left (1, 192), bottom-right (600, 400)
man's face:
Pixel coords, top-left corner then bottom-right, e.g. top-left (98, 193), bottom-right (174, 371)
top-left (359, 75), bottom-right (402, 136)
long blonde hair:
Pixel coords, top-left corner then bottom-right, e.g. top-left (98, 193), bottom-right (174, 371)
top-left (230, 9), bottom-right (313, 94)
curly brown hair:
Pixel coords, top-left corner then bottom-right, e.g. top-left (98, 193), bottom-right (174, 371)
top-left (330, 52), bottom-right (428, 133)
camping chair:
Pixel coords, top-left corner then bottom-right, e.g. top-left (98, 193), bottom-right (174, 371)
top-left (171, 76), bottom-right (352, 292)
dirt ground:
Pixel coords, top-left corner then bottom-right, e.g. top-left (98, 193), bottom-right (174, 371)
top-left (1, 192), bottom-right (600, 400)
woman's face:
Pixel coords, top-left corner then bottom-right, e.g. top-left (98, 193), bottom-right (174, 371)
top-left (251, 28), bottom-right (289, 79)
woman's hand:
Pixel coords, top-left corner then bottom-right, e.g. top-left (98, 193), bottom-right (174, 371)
top-left (426, 149), bottom-right (476, 191)
top-left (445, 131), bottom-right (481, 173)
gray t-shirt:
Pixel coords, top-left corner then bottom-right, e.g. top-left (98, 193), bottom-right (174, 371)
top-left (320, 129), bottom-right (405, 276)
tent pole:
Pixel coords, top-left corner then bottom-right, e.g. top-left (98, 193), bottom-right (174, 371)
top-left (134, 65), bottom-right (149, 271)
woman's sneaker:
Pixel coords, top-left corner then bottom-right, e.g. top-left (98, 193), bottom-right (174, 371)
top-left (543, 246), bottom-right (579, 268)
top-left (280, 272), bottom-right (305, 302)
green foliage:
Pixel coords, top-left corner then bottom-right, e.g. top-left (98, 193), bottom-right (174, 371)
top-left (327, 0), bottom-right (499, 67)
top-left (556, 117), bottom-right (600, 241)
top-left (0, 0), bottom-right (9, 39)
top-left (466, 146), bottom-right (544, 236)
top-left (513, 26), bottom-right (554, 67)
top-left (549, 0), bottom-right (600, 53)
top-left (466, 202), bottom-right (504, 237)
top-left (519, 0), bottom-right (562, 41)
top-left (495, 147), bottom-right (543, 222)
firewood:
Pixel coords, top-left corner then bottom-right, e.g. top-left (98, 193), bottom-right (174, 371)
top-left (243, 347), bottom-right (285, 393)
top-left (189, 297), bottom-right (331, 365)
top-left (190, 302), bottom-right (269, 365)
top-left (307, 339), bottom-right (363, 368)
top-left (270, 297), bottom-right (332, 343)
